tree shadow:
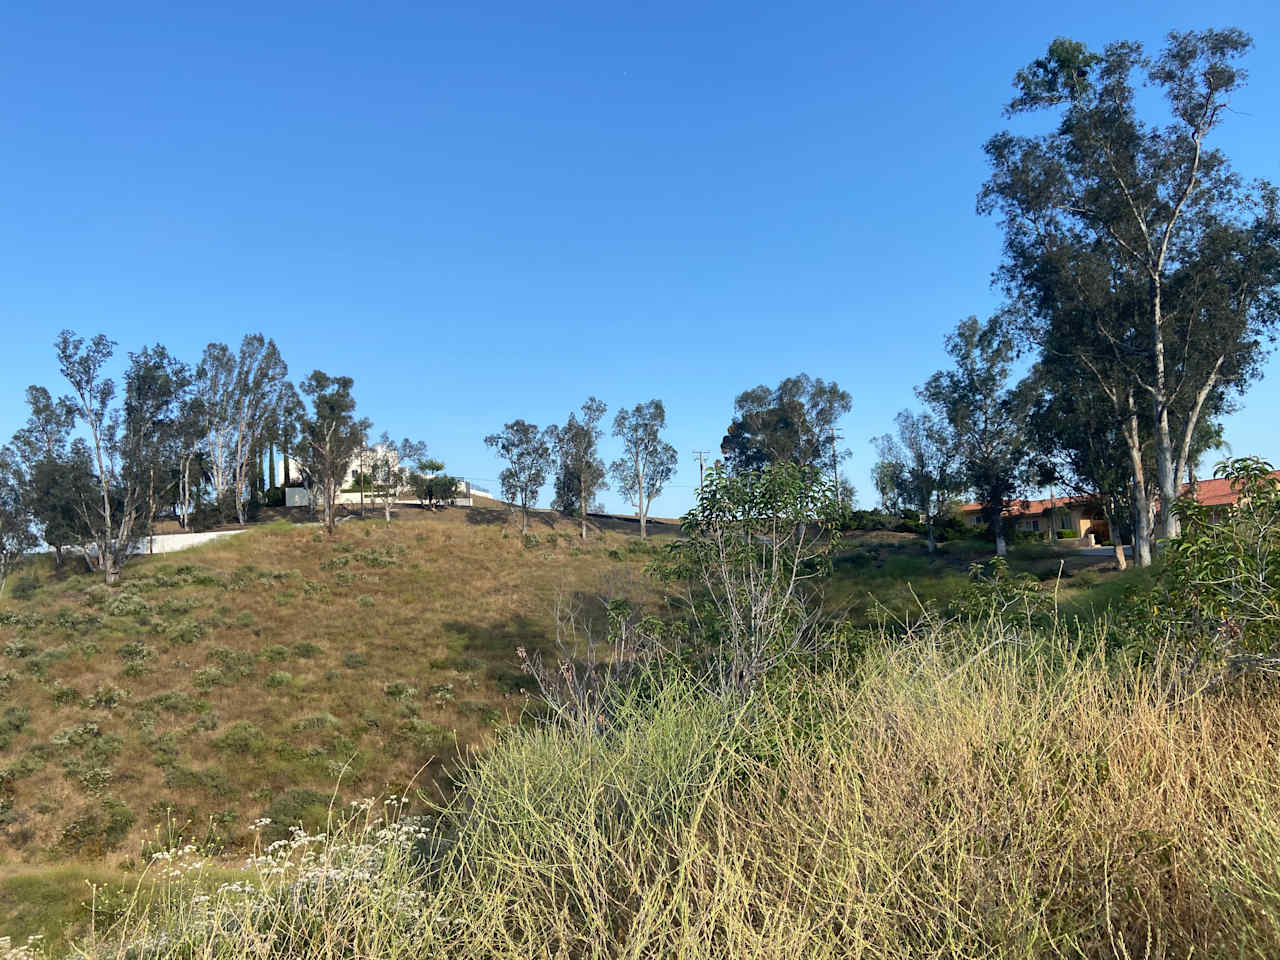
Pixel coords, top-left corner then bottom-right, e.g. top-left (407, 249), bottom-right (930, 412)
top-left (441, 615), bottom-right (549, 693)
top-left (464, 505), bottom-right (511, 527)
top-left (464, 505), bottom-right (559, 529)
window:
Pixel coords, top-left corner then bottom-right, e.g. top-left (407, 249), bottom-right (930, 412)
top-left (1031, 519), bottom-right (1040, 532)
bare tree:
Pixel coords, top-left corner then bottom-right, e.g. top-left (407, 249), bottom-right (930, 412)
top-left (517, 570), bottom-right (665, 731)
top-left (658, 461), bottom-right (842, 695)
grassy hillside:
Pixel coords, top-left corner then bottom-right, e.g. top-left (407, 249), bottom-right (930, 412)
top-left (0, 506), bottom-right (670, 942)
top-left (72, 635), bottom-right (1280, 960)
top-left (0, 509), bottom-right (1137, 948)
top-left (826, 530), bottom-right (1139, 624)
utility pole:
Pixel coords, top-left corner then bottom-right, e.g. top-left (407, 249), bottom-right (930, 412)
top-left (693, 450), bottom-right (709, 491)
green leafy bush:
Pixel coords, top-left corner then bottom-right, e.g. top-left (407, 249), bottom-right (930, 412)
top-left (1154, 457), bottom-right (1280, 682)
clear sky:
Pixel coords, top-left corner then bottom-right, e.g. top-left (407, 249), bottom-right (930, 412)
top-left (3, 0), bottom-right (1279, 517)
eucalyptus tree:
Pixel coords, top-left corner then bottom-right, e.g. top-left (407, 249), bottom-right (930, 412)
top-left (53, 332), bottom-right (188, 584)
top-left (194, 335), bottom-right (290, 523)
top-left (0, 447), bottom-right (37, 596)
top-left (227, 335), bottom-right (289, 523)
top-left (872, 409), bottom-right (963, 554)
top-left (275, 382), bottom-right (305, 488)
top-left (609, 399), bottom-right (678, 539)
top-left (173, 389), bottom-right (208, 529)
top-left (549, 397), bottom-right (608, 539)
top-left (298, 371), bottom-right (370, 535)
top-left (921, 316), bottom-right (1029, 557)
top-left (195, 342), bottom-right (237, 498)
top-left (9, 386), bottom-right (92, 566)
top-left (484, 420), bottom-right (551, 536)
top-left (366, 433), bottom-right (429, 526)
top-left (720, 374), bottom-right (852, 476)
top-left (980, 29), bottom-right (1280, 554)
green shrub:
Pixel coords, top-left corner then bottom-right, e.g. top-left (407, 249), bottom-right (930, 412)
top-left (0, 705), bottom-right (31, 750)
top-left (1135, 457), bottom-right (1280, 683)
top-left (383, 681), bottom-right (417, 702)
top-left (104, 591), bottom-right (151, 619)
top-left (398, 717), bottom-right (454, 753)
top-left (50, 683), bottom-right (81, 706)
top-left (10, 575), bottom-right (39, 601)
top-left (166, 619), bottom-right (205, 645)
top-left (192, 667), bottom-right (228, 691)
top-left (214, 722), bottom-right (267, 756)
top-left (56, 799), bottom-right (135, 856)
top-left (141, 690), bottom-right (201, 715)
top-left (258, 788), bottom-right (331, 844)
top-left (88, 683), bottom-right (130, 711)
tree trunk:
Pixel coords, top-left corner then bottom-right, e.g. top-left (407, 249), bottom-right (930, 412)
top-left (1130, 481), bottom-right (1153, 569)
top-left (1047, 484), bottom-right (1056, 544)
top-left (1119, 394), bottom-right (1154, 568)
top-left (1154, 402), bottom-right (1179, 542)
top-left (994, 516), bottom-right (1007, 558)
top-left (926, 519), bottom-right (937, 554)
top-left (283, 439), bottom-right (291, 486)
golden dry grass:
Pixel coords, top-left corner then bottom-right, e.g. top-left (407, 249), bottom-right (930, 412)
top-left (72, 630), bottom-right (1280, 960)
top-left (0, 505), bottom-right (668, 934)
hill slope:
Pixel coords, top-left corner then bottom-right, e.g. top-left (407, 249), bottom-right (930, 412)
top-left (0, 508), bottom-right (666, 868)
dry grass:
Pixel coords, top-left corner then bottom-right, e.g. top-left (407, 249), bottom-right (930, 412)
top-left (0, 507), bottom-right (668, 942)
top-left (70, 627), bottom-right (1280, 960)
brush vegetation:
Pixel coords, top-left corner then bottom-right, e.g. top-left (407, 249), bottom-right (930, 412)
top-left (60, 626), bottom-right (1280, 960)
top-left (6, 457), bottom-right (1275, 957)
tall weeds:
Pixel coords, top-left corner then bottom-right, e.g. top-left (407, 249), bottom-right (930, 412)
top-left (79, 626), bottom-right (1280, 959)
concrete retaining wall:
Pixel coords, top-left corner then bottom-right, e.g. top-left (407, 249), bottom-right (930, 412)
top-left (139, 529), bottom-right (247, 555)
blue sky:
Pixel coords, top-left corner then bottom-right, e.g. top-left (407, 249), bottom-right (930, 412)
top-left (2, 1), bottom-right (1279, 517)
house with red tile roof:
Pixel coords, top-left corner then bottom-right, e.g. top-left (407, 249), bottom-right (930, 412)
top-left (957, 469), bottom-right (1280, 542)
top-left (958, 495), bottom-right (1104, 541)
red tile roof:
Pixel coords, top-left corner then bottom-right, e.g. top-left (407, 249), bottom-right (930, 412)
top-left (958, 470), bottom-right (1280, 515)
top-left (959, 495), bottom-right (1091, 517)
top-left (1181, 470), bottom-right (1280, 507)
